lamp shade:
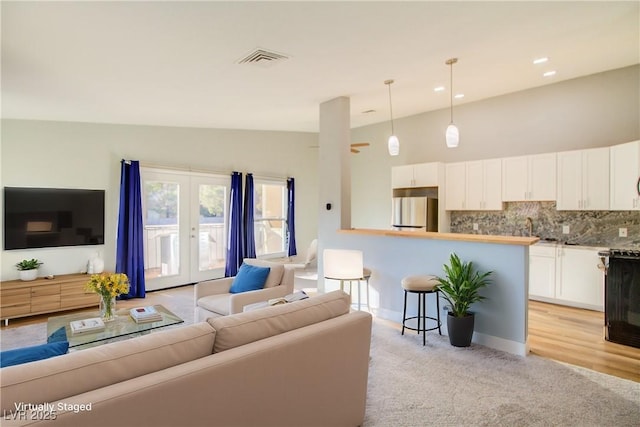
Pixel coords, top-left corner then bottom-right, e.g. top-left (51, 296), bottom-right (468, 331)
top-left (446, 124), bottom-right (459, 148)
top-left (388, 135), bottom-right (400, 156)
top-left (323, 249), bottom-right (363, 280)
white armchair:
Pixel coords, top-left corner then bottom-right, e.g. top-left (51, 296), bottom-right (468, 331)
top-left (194, 259), bottom-right (295, 322)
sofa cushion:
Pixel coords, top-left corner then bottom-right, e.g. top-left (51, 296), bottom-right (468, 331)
top-left (207, 290), bottom-right (351, 353)
top-left (244, 258), bottom-right (285, 288)
top-left (230, 264), bottom-right (270, 294)
top-left (0, 322), bottom-right (216, 413)
top-left (0, 341), bottom-right (69, 368)
top-left (197, 293), bottom-right (232, 316)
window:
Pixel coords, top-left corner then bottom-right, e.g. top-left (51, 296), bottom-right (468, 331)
top-left (254, 179), bottom-right (287, 258)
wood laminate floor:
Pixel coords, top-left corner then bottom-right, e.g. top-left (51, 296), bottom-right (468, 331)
top-left (528, 300), bottom-right (640, 382)
top-left (3, 286), bottom-right (638, 382)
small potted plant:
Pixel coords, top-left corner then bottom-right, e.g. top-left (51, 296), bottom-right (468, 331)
top-left (436, 253), bottom-right (492, 347)
top-left (15, 258), bottom-right (43, 281)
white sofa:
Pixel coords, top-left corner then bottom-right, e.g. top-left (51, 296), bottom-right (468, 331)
top-left (1, 290), bottom-right (372, 427)
top-left (194, 258), bottom-right (295, 322)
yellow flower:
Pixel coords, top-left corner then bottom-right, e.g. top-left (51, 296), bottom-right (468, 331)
top-left (86, 273), bottom-right (130, 299)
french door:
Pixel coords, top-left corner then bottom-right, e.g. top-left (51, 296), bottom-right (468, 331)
top-left (141, 168), bottom-right (228, 290)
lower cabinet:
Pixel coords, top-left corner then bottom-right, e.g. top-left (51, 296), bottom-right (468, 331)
top-left (529, 245), bottom-right (605, 311)
top-left (0, 273), bottom-right (99, 323)
top-left (529, 245), bottom-right (556, 299)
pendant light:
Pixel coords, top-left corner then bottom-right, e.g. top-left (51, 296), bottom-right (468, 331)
top-left (445, 58), bottom-right (459, 148)
top-left (385, 79), bottom-right (400, 156)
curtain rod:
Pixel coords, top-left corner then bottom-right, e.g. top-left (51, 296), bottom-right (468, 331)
top-left (131, 160), bottom-right (291, 181)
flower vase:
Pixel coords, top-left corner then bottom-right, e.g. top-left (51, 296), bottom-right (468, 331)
top-left (100, 295), bottom-right (117, 321)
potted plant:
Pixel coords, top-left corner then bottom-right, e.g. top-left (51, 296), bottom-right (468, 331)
top-left (15, 258), bottom-right (43, 281)
top-left (436, 253), bottom-right (492, 347)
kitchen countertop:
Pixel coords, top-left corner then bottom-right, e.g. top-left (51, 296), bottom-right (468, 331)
top-left (339, 228), bottom-right (539, 246)
top-left (533, 241), bottom-right (608, 250)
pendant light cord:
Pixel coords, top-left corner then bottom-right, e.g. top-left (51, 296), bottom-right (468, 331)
top-left (386, 80), bottom-right (395, 135)
top-left (449, 61), bottom-right (454, 124)
top-left (446, 57), bottom-right (458, 125)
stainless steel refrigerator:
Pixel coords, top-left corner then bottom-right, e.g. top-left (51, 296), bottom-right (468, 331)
top-left (392, 196), bottom-right (438, 232)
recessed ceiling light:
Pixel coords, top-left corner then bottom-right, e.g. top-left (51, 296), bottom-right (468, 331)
top-left (543, 70), bottom-right (557, 77)
top-left (454, 93), bottom-right (465, 99)
top-left (533, 57), bottom-right (549, 65)
top-left (434, 86), bottom-right (445, 92)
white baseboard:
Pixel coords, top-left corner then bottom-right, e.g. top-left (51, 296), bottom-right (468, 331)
top-left (375, 308), bottom-right (527, 356)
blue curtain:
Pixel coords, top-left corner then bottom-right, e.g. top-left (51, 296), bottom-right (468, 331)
top-left (243, 173), bottom-right (256, 258)
top-left (116, 160), bottom-right (146, 299)
top-left (225, 172), bottom-right (243, 277)
top-left (286, 177), bottom-right (297, 257)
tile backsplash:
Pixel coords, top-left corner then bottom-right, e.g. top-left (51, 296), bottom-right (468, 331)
top-left (450, 202), bottom-right (639, 249)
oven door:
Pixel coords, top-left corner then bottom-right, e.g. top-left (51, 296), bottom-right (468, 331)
top-left (605, 256), bottom-right (640, 348)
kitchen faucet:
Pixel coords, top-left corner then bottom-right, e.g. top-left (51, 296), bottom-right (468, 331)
top-left (525, 217), bottom-right (533, 237)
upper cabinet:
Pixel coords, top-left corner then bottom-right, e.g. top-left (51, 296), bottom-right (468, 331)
top-left (444, 162), bottom-right (466, 210)
top-left (502, 153), bottom-right (556, 202)
top-left (557, 147), bottom-right (609, 210)
top-left (465, 159), bottom-right (502, 210)
top-left (445, 159), bottom-right (502, 211)
top-left (610, 140), bottom-right (640, 210)
top-left (391, 162), bottom-right (440, 188)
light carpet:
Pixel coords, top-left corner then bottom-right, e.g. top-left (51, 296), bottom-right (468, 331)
top-left (1, 314), bottom-right (638, 426)
top-left (364, 321), bottom-right (639, 426)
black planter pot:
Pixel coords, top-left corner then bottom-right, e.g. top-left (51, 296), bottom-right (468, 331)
top-left (447, 312), bottom-right (475, 347)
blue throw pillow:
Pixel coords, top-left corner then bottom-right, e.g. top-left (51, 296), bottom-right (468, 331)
top-left (229, 264), bottom-right (270, 294)
top-left (47, 326), bottom-right (68, 343)
top-left (0, 341), bottom-right (69, 368)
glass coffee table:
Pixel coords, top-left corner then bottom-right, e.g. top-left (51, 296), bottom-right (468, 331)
top-left (47, 304), bottom-right (183, 350)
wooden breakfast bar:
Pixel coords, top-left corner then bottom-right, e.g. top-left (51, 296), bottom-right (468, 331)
top-left (321, 229), bottom-right (539, 355)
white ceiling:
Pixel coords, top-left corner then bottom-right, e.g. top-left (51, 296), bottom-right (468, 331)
top-left (2, 1), bottom-right (638, 133)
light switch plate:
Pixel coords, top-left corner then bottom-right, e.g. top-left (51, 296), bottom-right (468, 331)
top-left (562, 225), bottom-right (570, 234)
top-left (619, 228), bottom-right (628, 237)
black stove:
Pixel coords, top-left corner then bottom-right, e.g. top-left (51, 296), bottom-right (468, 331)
top-left (600, 248), bottom-right (640, 348)
top-left (610, 248), bottom-right (640, 258)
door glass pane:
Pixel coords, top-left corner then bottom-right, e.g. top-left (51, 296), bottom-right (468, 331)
top-left (198, 184), bottom-right (226, 271)
top-left (255, 182), bottom-right (286, 257)
top-left (143, 181), bottom-right (180, 279)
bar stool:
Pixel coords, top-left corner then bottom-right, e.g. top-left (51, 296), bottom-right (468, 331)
top-left (401, 275), bottom-right (442, 346)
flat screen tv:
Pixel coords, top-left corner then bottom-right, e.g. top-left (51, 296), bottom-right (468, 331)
top-left (4, 187), bottom-right (105, 250)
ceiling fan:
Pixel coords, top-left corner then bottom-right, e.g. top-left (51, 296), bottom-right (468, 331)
top-left (350, 142), bottom-right (370, 154)
top-left (308, 142), bottom-right (371, 154)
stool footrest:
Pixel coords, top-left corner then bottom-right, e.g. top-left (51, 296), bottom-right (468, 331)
top-left (402, 316), bottom-right (441, 333)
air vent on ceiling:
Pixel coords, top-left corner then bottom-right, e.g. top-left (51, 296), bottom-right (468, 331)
top-left (237, 48), bottom-right (289, 67)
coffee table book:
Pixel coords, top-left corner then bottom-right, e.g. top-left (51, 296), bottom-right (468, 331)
top-left (70, 317), bottom-right (105, 335)
top-left (129, 306), bottom-right (162, 323)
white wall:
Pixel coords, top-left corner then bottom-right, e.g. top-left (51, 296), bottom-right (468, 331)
top-left (350, 65), bottom-right (640, 229)
top-left (2, 65), bottom-right (638, 280)
top-left (0, 120), bottom-right (318, 281)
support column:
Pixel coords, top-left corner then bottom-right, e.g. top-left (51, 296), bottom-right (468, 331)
top-left (317, 96), bottom-right (351, 292)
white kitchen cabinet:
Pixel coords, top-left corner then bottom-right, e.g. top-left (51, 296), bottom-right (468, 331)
top-left (529, 244), bottom-right (556, 299)
top-left (391, 162), bottom-right (440, 188)
top-left (529, 244), bottom-right (605, 311)
top-left (555, 246), bottom-right (605, 311)
top-left (502, 153), bottom-right (556, 201)
top-left (609, 140), bottom-right (640, 210)
top-left (445, 162), bottom-right (466, 210)
top-left (445, 159), bottom-right (502, 211)
top-left (556, 147), bottom-right (609, 210)
top-left (467, 159), bottom-right (502, 210)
